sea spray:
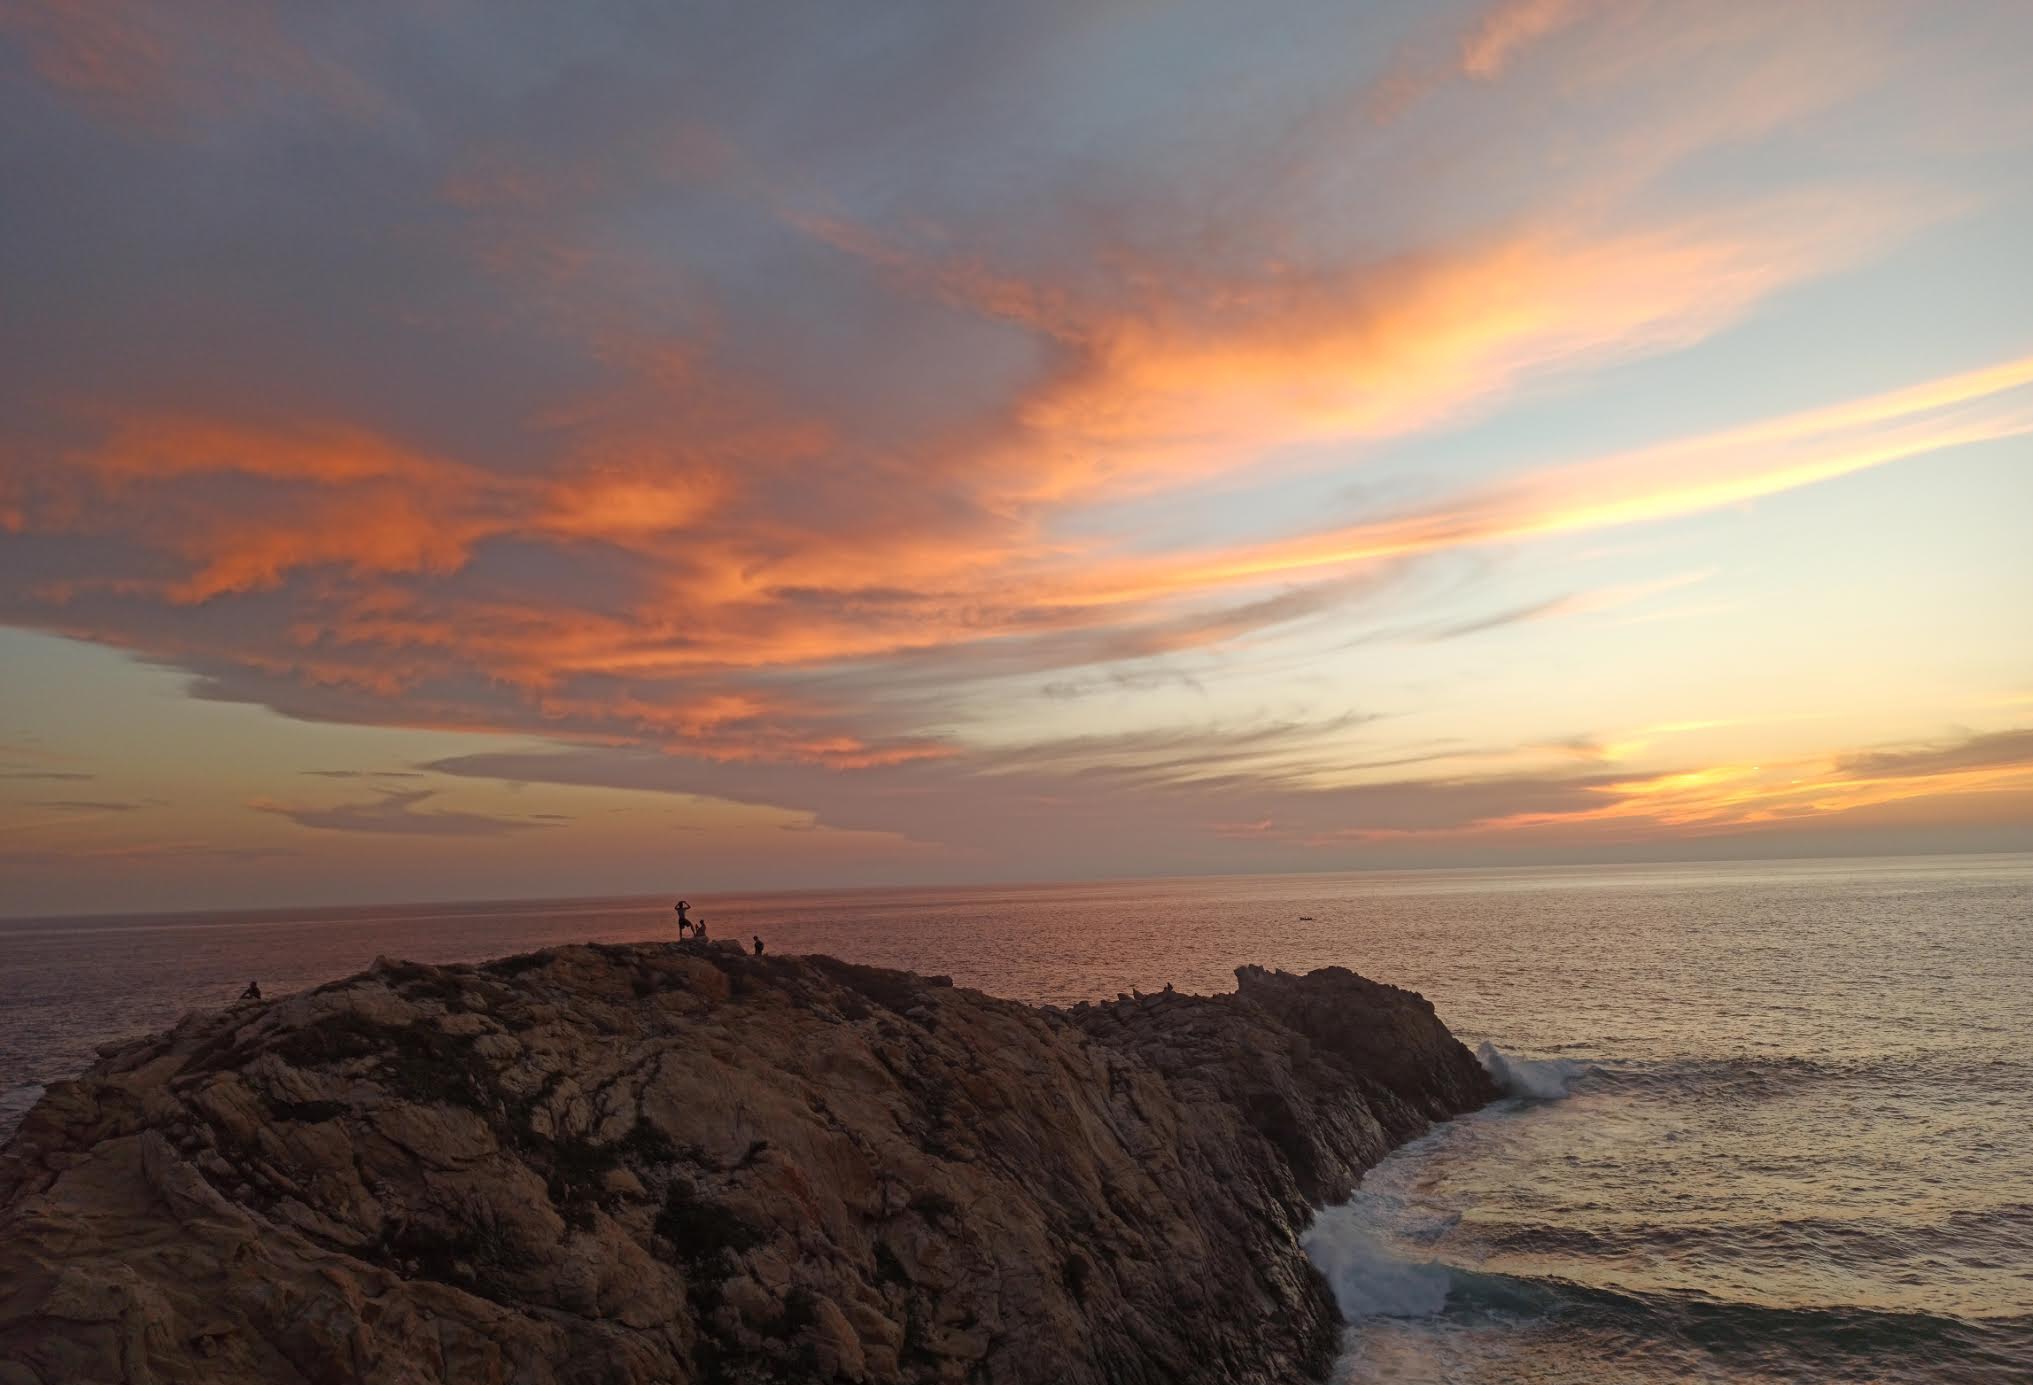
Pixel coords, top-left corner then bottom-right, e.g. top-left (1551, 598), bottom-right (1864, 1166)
top-left (1303, 1045), bottom-right (1585, 1329)
top-left (1476, 1041), bottom-right (1585, 1101)
top-left (1303, 1203), bottom-right (1455, 1320)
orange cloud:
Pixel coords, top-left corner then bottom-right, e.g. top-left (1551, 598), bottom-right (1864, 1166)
top-left (53, 415), bottom-right (510, 601)
top-left (5, 0), bottom-right (2026, 907)
top-left (896, 190), bottom-right (1926, 509)
top-left (537, 469), bottom-right (728, 544)
top-left (0, 0), bottom-right (381, 126)
top-left (1068, 349), bottom-right (2033, 606)
top-left (14, 340), bottom-right (2026, 766)
top-left (1328, 726), bottom-right (2033, 845)
top-left (6, 4), bottom-right (1936, 736)
top-left (0, 0), bottom-right (178, 116)
top-left (1460, 0), bottom-right (1596, 78)
top-left (1362, 0), bottom-right (1613, 124)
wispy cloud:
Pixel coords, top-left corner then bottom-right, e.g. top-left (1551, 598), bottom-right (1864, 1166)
top-left (1460, 0), bottom-right (1597, 79)
top-left (1362, 0), bottom-right (1612, 125)
top-left (393, 691), bottom-right (2033, 884)
top-left (1331, 727), bottom-right (2033, 844)
top-left (1836, 727), bottom-right (2033, 780)
top-left (832, 190), bottom-right (1922, 510)
top-left (14, 339), bottom-right (2014, 773)
top-left (0, 0), bottom-right (383, 127)
top-left (0, 840), bottom-right (298, 868)
top-left (249, 788), bottom-right (558, 838)
top-left (1079, 353), bottom-right (2033, 601)
top-left (0, 1), bottom-right (2025, 894)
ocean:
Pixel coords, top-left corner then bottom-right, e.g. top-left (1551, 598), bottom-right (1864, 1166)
top-left (3, 853), bottom-right (2029, 1383)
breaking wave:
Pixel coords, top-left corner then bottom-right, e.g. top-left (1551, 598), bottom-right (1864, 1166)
top-left (1303, 1204), bottom-right (1454, 1319)
top-left (1309, 1025), bottom-right (2033, 1383)
top-left (1475, 1041), bottom-right (1585, 1101)
top-left (1304, 1201), bottom-right (2032, 1382)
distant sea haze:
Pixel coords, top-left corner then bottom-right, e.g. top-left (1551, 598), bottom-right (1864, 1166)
top-left (4, 853), bottom-right (2030, 1382)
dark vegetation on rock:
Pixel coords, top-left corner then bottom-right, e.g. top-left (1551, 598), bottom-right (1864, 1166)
top-left (0, 941), bottom-right (1496, 1384)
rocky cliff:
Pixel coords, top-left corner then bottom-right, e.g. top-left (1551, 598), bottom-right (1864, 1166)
top-left (0, 943), bottom-right (1496, 1384)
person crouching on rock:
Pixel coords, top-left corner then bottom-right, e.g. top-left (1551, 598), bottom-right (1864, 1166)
top-left (753, 935), bottom-right (765, 956)
top-left (239, 980), bottom-right (261, 1001)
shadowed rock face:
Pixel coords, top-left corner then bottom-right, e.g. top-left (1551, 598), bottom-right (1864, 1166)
top-left (0, 944), bottom-right (1496, 1385)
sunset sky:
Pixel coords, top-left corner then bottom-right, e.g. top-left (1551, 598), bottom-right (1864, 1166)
top-left (3, 1), bottom-right (2030, 915)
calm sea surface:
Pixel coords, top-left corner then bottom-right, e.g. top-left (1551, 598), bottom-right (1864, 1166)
top-left (4, 853), bottom-right (2030, 1383)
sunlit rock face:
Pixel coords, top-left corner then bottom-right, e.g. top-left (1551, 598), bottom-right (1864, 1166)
top-left (0, 944), bottom-right (1494, 1384)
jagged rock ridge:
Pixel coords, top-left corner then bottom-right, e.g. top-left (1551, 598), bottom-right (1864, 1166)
top-left (0, 943), bottom-right (1496, 1384)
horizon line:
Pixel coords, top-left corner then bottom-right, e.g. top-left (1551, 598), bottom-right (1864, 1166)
top-left (5, 844), bottom-right (2027, 928)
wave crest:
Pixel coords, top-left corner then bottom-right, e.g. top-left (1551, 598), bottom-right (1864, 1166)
top-left (1302, 1204), bottom-right (1453, 1320)
top-left (1476, 1041), bottom-right (1585, 1101)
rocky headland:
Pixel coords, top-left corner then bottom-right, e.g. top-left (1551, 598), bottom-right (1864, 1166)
top-left (0, 943), bottom-right (1496, 1384)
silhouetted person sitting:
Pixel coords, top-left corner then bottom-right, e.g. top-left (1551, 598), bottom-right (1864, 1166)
top-left (240, 981), bottom-right (261, 1001)
top-left (693, 919), bottom-right (707, 941)
top-left (753, 935), bottom-right (765, 956)
top-left (674, 899), bottom-right (692, 937)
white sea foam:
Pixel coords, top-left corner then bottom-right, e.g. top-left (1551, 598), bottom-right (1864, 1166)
top-left (1303, 1204), bottom-right (1455, 1320)
top-left (1476, 1041), bottom-right (1585, 1101)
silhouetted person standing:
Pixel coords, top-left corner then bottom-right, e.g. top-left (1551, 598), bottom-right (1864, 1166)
top-left (753, 935), bottom-right (765, 956)
top-left (674, 899), bottom-right (692, 937)
top-left (240, 981), bottom-right (261, 1001)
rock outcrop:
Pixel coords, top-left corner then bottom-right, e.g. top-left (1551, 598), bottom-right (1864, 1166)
top-left (0, 944), bottom-right (1496, 1384)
